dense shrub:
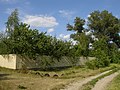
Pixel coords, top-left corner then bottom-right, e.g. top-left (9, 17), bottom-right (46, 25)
top-left (85, 59), bottom-right (98, 69)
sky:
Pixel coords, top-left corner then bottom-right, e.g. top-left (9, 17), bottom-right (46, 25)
top-left (0, 0), bottom-right (120, 40)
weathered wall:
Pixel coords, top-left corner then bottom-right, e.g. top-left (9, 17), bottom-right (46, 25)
top-left (0, 54), bottom-right (37, 69)
top-left (0, 54), bottom-right (95, 69)
top-left (35, 56), bottom-right (95, 68)
top-left (16, 55), bottom-right (37, 69)
top-left (78, 57), bottom-right (96, 65)
top-left (0, 54), bottom-right (17, 69)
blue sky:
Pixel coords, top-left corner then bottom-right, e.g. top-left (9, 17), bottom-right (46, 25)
top-left (0, 0), bottom-right (120, 40)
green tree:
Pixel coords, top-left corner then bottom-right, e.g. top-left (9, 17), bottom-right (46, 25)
top-left (88, 10), bottom-right (120, 47)
top-left (36, 32), bottom-right (53, 56)
top-left (6, 9), bottom-right (19, 37)
top-left (87, 10), bottom-right (120, 65)
top-left (67, 17), bottom-right (85, 33)
top-left (3, 9), bottom-right (20, 54)
top-left (0, 32), bottom-right (8, 54)
top-left (67, 17), bottom-right (90, 57)
top-left (13, 23), bottom-right (39, 55)
top-left (88, 36), bottom-right (111, 68)
top-left (108, 42), bottom-right (120, 63)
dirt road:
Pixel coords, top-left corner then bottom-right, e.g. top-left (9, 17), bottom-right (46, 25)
top-left (60, 70), bottom-right (112, 90)
top-left (92, 71), bottom-right (119, 90)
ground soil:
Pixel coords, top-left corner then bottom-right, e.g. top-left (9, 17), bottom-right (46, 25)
top-left (60, 70), bottom-right (112, 90)
top-left (92, 72), bottom-right (119, 90)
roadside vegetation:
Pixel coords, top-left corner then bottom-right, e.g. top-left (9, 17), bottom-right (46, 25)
top-left (105, 71), bottom-right (120, 90)
top-left (80, 66), bottom-right (120, 90)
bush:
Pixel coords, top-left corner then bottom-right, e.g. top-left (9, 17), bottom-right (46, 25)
top-left (110, 51), bottom-right (120, 64)
top-left (92, 48), bottom-right (110, 68)
top-left (96, 56), bottom-right (110, 68)
top-left (86, 56), bottom-right (110, 69)
top-left (86, 59), bottom-right (98, 69)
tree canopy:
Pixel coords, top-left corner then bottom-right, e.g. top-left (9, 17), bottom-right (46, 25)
top-left (67, 10), bottom-right (120, 67)
top-left (0, 9), bottom-right (77, 60)
top-left (88, 10), bottom-right (120, 47)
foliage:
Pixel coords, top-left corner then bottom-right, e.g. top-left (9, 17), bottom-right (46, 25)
top-left (86, 59), bottom-right (98, 69)
top-left (86, 10), bottom-right (120, 63)
top-left (3, 22), bottom-right (75, 59)
top-left (67, 17), bottom-right (90, 57)
top-left (0, 9), bottom-right (80, 69)
top-left (109, 45), bottom-right (120, 63)
top-left (91, 37), bottom-right (110, 68)
top-left (6, 9), bottom-right (19, 37)
top-left (88, 10), bottom-right (120, 47)
top-left (67, 17), bottom-right (85, 33)
top-left (0, 32), bottom-right (9, 54)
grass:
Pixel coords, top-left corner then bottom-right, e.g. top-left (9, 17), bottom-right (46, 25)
top-left (0, 64), bottom-right (118, 90)
top-left (80, 66), bottom-right (120, 90)
top-left (105, 71), bottom-right (120, 90)
top-left (26, 64), bottom-right (117, 80)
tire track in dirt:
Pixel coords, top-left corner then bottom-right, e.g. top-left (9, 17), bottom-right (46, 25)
top-left (92, 71), bottom-right (119, 90)
top-left (60, 70), bottom-right (112, 90)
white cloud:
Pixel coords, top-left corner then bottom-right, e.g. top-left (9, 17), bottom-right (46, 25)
top-left (58, 34), bottom-right (77, 45)
top-left (87, 14), bottom-right (91, 18)
top-left (85, 31), bottom-right (92, 35)
top-left (91, 35), bottom-right (95, 39)
top-left (59, 10), bottom-right (75, 20)
top-left (47, 28), bottom-right (54, 33)
top-left (59, 34), bottom-right (70, 40)
top-left (59, 34), bottom-right (64, 38)
top-left (85, 18), bottom-right (88, 22)
top-left (91, 35), bottom-right (98, 41)
top-left (23, 15), bottom-right (58, 28)
top-left (85, 14), bottom-right (91, 23)
top-left (70, 39), bottom-right (78, 45)
top-left (63, 34), bottom-right (70, 39)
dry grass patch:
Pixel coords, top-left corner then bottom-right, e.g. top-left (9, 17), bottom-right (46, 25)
top-left (0, 64), bottom-right (117, 90)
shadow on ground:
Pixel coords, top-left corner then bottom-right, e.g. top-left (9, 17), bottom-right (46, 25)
top-left (0, 73), bottom-right (13, 80)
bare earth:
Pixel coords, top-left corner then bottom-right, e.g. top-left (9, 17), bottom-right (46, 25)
top-left (60, 70), bottom-right (112, 90)
top-left (92, 71), bottom-right (119, 90)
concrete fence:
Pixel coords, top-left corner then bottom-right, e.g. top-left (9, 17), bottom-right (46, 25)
top-left (0, 54), bottom-right (37, 69)
top-left (0, 54), bottom-right (17, 69)
top-left (0, 54), bottom-right (95, 69)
